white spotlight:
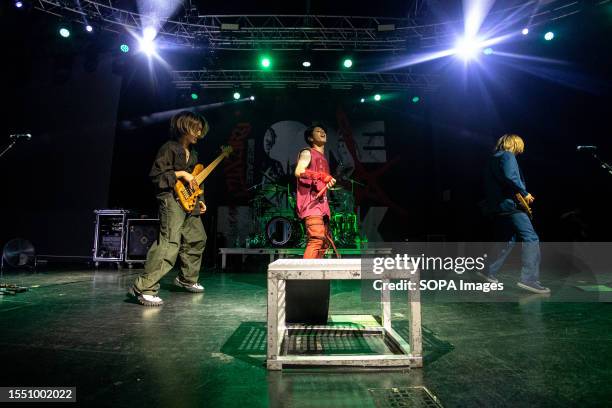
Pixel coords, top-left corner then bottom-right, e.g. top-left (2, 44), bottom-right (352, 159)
top-left (250, 96), bottom-right (255, 101)
top-left (454, 37), bottom-right (482, 60)
top-left (139, 39), bottom-right (156, 56)
top-left (521, 28), bottom-right (529, 35)
top-left (86, 25), bottom-right (93, 33)
top-left (143, 26), bottom-right (157, 42)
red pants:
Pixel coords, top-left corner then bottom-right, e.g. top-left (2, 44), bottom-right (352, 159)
top-left (303, 216), bottom-right (330, 258)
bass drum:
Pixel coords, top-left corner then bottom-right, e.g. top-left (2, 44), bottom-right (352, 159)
top-left (265, 216), bottom-right (303, 247)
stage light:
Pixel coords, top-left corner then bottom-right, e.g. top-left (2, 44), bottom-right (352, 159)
top-left (85, 25), bottom-right (93, 33)
top-left (250, 96), bottom-right (255, 101)
top-left (59, 28), bottom-right (70, 38)
top-left (302, 60), bottom-right (311, 68)
top-left (15, 1), bottom-right (23, 8)
top-left (191, 93), bottom-right (199, 100)
top-left (483, 47), bottom-right (493, 55)
top-left (522, 28), bottom-right (529, 35)
top-left (120, 44), bottom-right (130, 53)
top-left (143, 26), bottom-right (157, 42)
top-left (343, 58), bottom-right (353, 68)
top-left (544, 31), bottom-right (554, 41)
top-left (454, 36), bottom-right (482, 60)
top-left (139, 40), bottom-right (156, 56)
top-left (374, 94), bottom-right (381, 101)
top-left (412, 96), bottom-right (420, 103)
top-left (233, 92), bottom-right (241, 100)
top-left (260, 57), bottom-right (271, 69)
top-left (360, 98), bottom-right (365, 103)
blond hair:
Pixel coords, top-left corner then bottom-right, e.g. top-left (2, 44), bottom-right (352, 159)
top-left (495, 134), bottom-right (524, 155)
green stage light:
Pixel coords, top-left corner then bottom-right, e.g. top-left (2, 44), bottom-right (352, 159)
top-left (412, 96), bottom-right (420, 103)
top-left (544, 31), bottom-right (554, 41)
top-left (120, 44), bottom-right (130, 53)
top-left (360, 98), bottom-right (365, 103)
top-left (374, 94), bottom-right (381, 101)
top-left (59, 28), bottom-right (70, 38)
top-left (233, 92), bottom-right (241, 100)
top-left (343, 58), bottom-right (353, 68)
top-left (483, 47), bottom-right (493, 55)
top-left (191, 93), bottom-right (199, 100)
top-left (260, 57), bottom-right (271, 69)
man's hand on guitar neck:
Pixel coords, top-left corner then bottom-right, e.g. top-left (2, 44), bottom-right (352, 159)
top-left (524, 193), bottom-right (535, 204)
top-left (175, 171), bottom-right (198, 190)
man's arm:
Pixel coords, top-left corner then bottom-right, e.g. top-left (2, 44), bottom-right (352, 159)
top-left (499, 152), bottom-right (529, 198)
top-left (294, 149), bottom-right (311, 178)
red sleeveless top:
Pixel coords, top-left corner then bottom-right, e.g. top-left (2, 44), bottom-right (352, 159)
top-left (296, 148), bottom-right (331, 219)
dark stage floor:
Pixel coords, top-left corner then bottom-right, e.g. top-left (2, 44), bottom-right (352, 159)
top-left (0, 267), bottom-right (611, 407)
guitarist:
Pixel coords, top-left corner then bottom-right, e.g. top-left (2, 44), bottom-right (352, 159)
top-left (129, 111), bottom-right (209, 306)
top-left (480, 134), bottom-right (550, 294)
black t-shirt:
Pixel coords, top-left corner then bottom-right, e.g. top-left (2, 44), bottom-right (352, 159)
top-left (150, 140), bottom-right (204, 215)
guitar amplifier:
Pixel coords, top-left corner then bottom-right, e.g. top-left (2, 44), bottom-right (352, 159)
top-left (93, 209), bottom-right (128, 262)
top-left (125, 218), bottom-right (160, 264)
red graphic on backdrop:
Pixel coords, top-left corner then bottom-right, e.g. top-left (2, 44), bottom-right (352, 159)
top-left (224, 122), bottom-right (252, 199)
top-left (336, 107), bottom-right (408, 217)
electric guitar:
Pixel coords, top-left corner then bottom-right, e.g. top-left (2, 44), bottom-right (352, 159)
top-left (515, 193), bottom-right (533, 219)
top-left (174, 145), bottom-right (233, 212)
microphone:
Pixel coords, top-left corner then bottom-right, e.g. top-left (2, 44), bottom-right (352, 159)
top-left (577, 145), bottom-right (597, 151)
top-left (9, 133), bottom-right (32, 140)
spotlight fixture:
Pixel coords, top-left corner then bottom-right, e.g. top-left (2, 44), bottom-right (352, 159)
top-left (120, 44), bottom-right (130, 53)
top-left (250, 96), bottom-right (255, 101)
top-left (360, 98), bottom-right (365, 103)
top-left (343, 58), bottom-right (353, 68)
top-left (143, 26), bottom-right (157, 42)
top-left (233, 92), bottom-right (241, 100)
top-left (454, 36), bottom-right (482, 60)
top-left (483, 47), bottom-right (493, 55)
top-left (521, 28), bottom-right (529, 35)
top-left (260, 57), bottom-right (271, 69)
top-left (59, 27), bottom-right (70, 38)
top-left (302, 61), bottom-right (311, 68)
top-left (411, 96), bottom-right (420, 104)
top-left (85, 25), bottom-right (93, 33)
top-left (374, 94), bottom-right (381, 101)
top-left (15, 1), bottom-right (23, 8)
top-left (544, 31), bottom-right (554, 41)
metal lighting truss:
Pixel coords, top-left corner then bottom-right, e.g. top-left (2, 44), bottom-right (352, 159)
top-left (33, 0), bottom-right (589, 51)
top-left (172, 70), bottom-right (440, 91)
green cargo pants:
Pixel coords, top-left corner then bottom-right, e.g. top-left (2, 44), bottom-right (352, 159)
top-left (133, 192), bottom-right (207, 295)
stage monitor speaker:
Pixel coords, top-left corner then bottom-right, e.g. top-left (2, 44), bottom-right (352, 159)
top-left (125, 218), bottom-right (159, 263)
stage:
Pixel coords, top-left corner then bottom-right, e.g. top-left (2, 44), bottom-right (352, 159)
top-left (1, 267), bottom-right (610, 407)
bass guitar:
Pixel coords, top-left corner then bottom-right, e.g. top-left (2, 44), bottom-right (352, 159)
top-left (174, 145), bottom-right (233, 212)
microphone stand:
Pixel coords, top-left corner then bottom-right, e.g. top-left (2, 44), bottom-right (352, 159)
top-left (588, 151), bottom-right (612, 177)
top-left (0, 139), bottom-right (18, 159)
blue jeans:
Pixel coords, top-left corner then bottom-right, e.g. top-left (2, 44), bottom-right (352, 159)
top-left (488, 212), bottom-right (540, 284)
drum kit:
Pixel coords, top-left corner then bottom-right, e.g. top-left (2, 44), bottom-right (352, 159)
top-left (246, 177), bottom-right (363, 248)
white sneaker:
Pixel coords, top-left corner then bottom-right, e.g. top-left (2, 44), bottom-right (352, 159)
top-left (174, 276), bottom-right (205, 293)
top-left (128, 286), bottom-right (164, 306)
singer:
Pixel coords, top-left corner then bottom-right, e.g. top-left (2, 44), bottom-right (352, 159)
top-left (284, 125), bottom-right (337, 324)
